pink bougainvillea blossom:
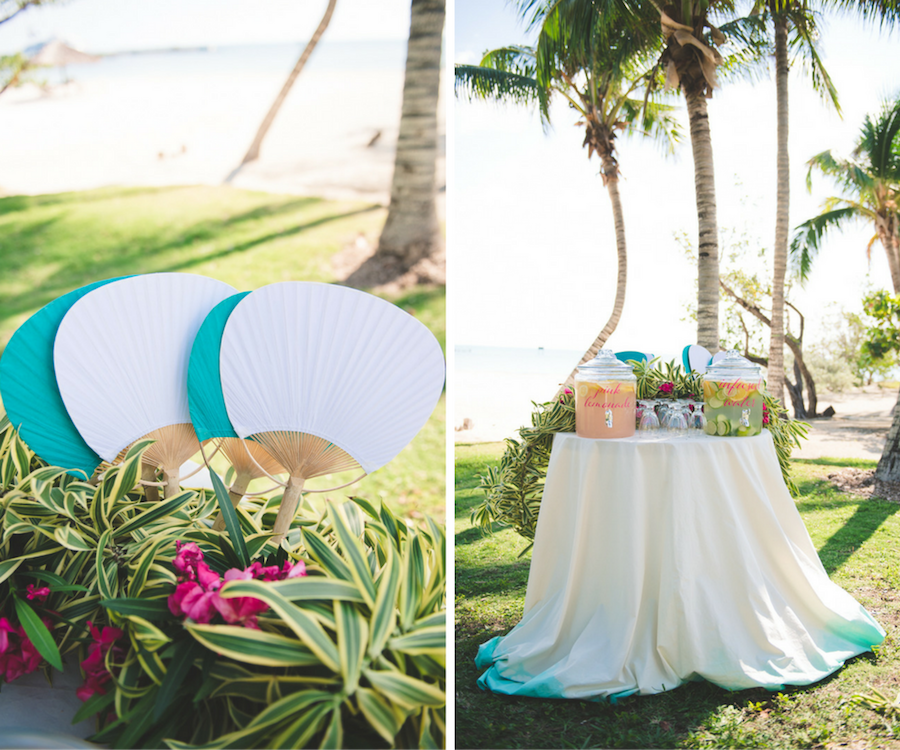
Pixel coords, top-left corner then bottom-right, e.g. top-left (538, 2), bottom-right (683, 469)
top-left (658, 382), bottom-right (674, 395)
top-left (76, 621), bottom-right (124, 702)
top-left (167, 543), bottom-right (306, 629)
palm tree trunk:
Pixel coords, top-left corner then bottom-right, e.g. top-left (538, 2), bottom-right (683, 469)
top-left (768, 16), bottom-right (789, 404)
top-left (559, 155), bottom-right (627, 393)
top-left (876, 396), bottom-right (900, 482)
top-left (236, 0), bottom-right (337, 167)
top-left (685, 88), bottom-right (720, 351)
top-left (376, 0), bottom-right (445, 266)
top-left (879, 225), bottom-right (900, 293)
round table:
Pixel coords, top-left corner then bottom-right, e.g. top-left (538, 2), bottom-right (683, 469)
top-left (476, 430), bottom-right (884, 701)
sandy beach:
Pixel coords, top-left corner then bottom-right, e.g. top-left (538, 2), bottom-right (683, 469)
top-left (0, 46), bottom-right (446, 207)
top-left (455, 373), bottom-right (899, 461)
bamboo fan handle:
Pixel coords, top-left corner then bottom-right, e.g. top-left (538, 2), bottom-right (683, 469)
top-left (239, 438), bottom-right (289, 488)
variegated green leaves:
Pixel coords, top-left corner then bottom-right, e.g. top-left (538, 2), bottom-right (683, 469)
top-left (169, 498), bottom-right (446, 749)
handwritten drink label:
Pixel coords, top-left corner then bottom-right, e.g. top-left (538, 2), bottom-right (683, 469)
top-left (703, 379), bottom-right (760, 407)
top-left (576, 381), bottom-right (636, 438)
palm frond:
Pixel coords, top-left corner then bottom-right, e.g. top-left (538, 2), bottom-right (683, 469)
top-left (856, 97), bottom-right (900, 181)
top-left (454, 64), bottom-right (539, 107)
top-left (789, 9), bottom-right (840, 114)
top-left (806, 150), bottom-right (875, 195)
top-left (789, 206), bottom-right (862, 282)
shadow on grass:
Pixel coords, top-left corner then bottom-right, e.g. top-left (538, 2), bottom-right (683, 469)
top-left (455, 522), bottom-right (518, 546)
top-left (0, 186), bottom-right (192, 215)
top-left (163, 205), bottom-right (381, 274)
top-left (816, 500), bottom-right (900, 574)
top-left (0, 187), bottom-right (380, 333)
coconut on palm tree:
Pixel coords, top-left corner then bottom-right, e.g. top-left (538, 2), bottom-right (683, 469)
top-left (456, 0), bottom-right (679, 390)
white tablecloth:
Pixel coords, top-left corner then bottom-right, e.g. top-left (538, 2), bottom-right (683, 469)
top-left (476, 431), bottom-right (884, 700)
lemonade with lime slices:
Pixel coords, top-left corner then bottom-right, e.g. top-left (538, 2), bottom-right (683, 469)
top-left (701, 351), bottom-right (764, 437)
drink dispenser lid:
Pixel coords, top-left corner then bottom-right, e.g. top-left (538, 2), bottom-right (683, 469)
top-left (575, 349), bottom-right (636, 379)
top-left (704, 350), bottom-right (762, 381)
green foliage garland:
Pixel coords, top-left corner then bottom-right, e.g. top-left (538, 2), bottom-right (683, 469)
top-left (473, 361), bottom-right (808, 547)
top-left (0, 415), bottom-right (445, 748)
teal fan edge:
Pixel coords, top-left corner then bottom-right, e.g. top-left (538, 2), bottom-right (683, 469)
top-left (0, 277), bottom-right (132, 478)
top-left (188, 292), bottom-right (249, 443)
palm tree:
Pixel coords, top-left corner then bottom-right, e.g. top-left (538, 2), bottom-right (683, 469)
top-left (762, 3), bottom-right (838, 403)
top-left (791, 97), bottom-right (900, 293)
top-left (653, 1), bottom-right (737, 350)
top-left (375, 0), bottom-right (446, 269)
top-left (791, 96), bottom-right (900, 481)
top-left (457, 0), bottom-right (679, 389)
top-left (231, 0), bottom-right (337, 172)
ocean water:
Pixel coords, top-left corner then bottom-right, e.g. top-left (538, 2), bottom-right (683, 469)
top-left (38, 40), bottom-right (407, 85)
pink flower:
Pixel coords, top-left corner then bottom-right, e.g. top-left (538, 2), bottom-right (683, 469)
top-left (212, 591), bottom-right (269, 629)
top-left (167, 541), bottom-right (307, 629)
top-left (658, 382), bottom-right (674, 394)
top-left (76, 622), bottom-right (123, 702)
top-left (0, 617), bottom-right (14, 655)
top-left (168, 581), bottom-right (218, 624)
top-left (1, 652), bottom-right (27, 682)
top-left (173, 541), bottom-right (204, 578)
top-left (283, 560), bottom-right (306, 579)
top-left (26, 584), bottom-right (50, 603)
top-left (0, 617), bottom-right (54, 683)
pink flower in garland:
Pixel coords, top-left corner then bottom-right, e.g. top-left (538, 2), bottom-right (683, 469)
top-left (167, 543), bottom-right (306, 629)
top-left (658, 382), bottom-right (674, 395)
top-left (76, 622), bottom-right (124, 701)
top-left (763, 403), bottom-right (770, 425)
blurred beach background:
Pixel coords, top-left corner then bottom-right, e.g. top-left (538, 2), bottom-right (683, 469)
top-left (0, 0), bottom-right (446, 518)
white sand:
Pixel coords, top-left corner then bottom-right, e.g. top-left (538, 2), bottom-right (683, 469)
top-left (0, 63), bottom-right (445, 207)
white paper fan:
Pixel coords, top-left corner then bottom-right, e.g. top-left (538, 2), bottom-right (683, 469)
top-left (54, 273), bottom-right (237, 495)
top-left (220, 281), bottom-right (445, 538)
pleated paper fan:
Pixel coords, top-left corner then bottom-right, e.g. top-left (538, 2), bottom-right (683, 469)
top-left (188, 292), bottom-right (284, 529)
top-left (0, 277), bottom-right (130, 478)
top-left (54, 273), bottom-right (237, 493)
top-left (220, 281), bottom-right (445, 538)
top-left (188, 292), bottom-right (250, 444)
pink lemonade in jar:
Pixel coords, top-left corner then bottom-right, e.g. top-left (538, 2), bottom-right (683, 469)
top-left (575, 380), bottom-right (636, 438)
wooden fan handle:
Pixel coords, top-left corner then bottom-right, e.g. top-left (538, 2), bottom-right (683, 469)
top-left (272, 476), bottom-right (305, 544)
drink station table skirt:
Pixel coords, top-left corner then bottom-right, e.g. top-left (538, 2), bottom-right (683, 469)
top-left (475, 431), bottom-right (885, 701)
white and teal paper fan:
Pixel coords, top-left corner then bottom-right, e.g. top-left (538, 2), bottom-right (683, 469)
top-left (187, 291), bottom-right (284, 529)
top-left (0, 277), bottom-right (129, 478)
top-left (219, 281), bottom-right (445, 538)
top-left (53, 273), bottom-right (237, 495)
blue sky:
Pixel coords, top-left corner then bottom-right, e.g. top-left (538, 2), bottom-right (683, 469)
top-left (453, 1), bottom-right (900, 357)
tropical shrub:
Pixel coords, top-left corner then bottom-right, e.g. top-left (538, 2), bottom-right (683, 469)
top-left (472, 360), bottom-right (808, 548)
top-left (0, 415), bottom-right (445, 748)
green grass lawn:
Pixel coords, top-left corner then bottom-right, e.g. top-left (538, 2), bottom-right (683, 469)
top-left (0, 185), bottom-right (445, 520)
top-left (456, 444), bottom-right (900, 749)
